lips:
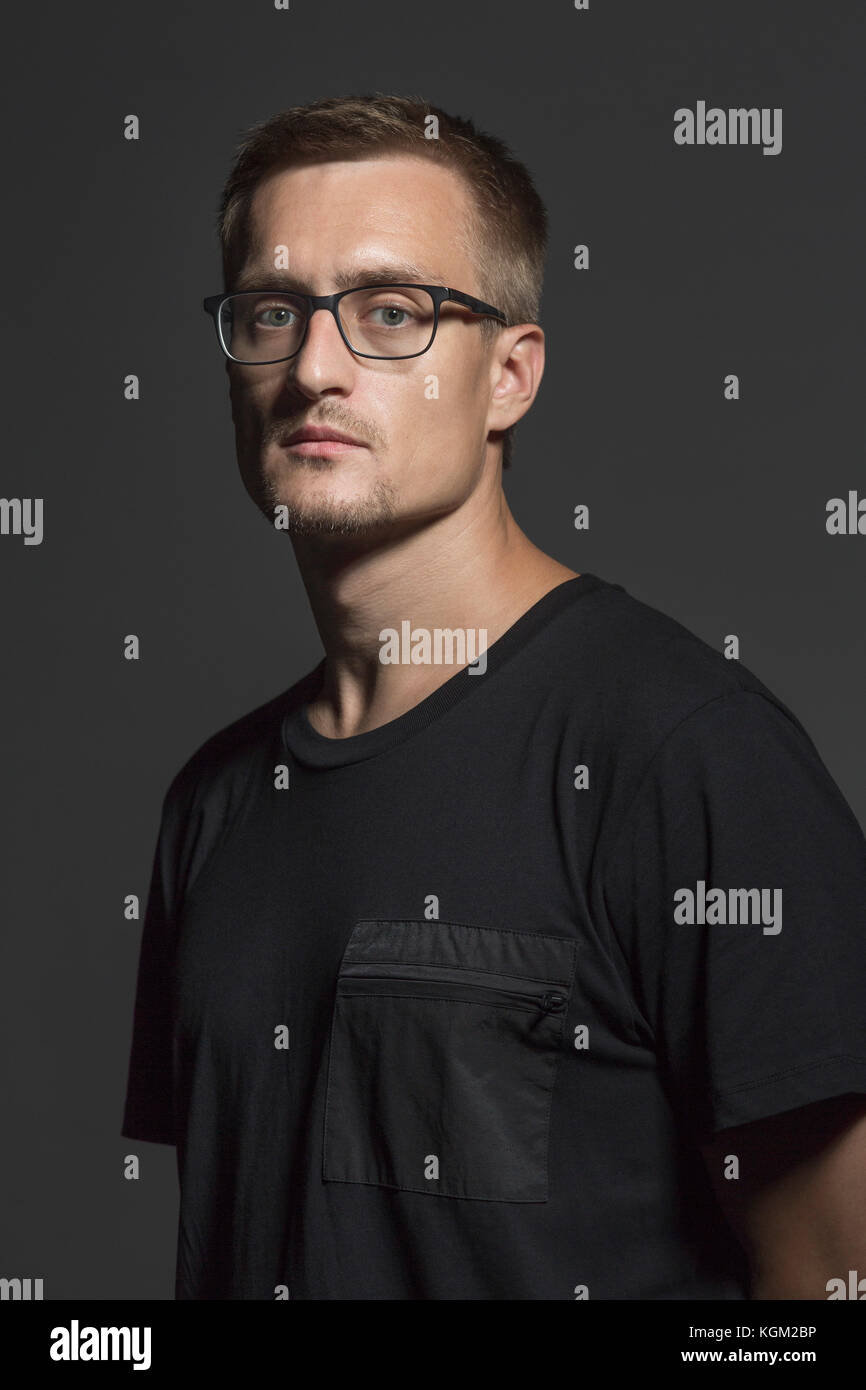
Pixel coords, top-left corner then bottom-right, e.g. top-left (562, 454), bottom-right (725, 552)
top-left (284, 425), bottom-right (366, 447)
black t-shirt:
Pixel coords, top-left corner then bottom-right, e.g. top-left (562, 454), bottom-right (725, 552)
top-left (121, 572), bottom-right (866, 1299)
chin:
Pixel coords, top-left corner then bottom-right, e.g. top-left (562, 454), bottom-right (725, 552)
top-left (257, 476), bottom-right (401, 538)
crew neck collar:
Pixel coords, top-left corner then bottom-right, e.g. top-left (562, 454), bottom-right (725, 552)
top-left (281, 572), bottom-right (610, 769)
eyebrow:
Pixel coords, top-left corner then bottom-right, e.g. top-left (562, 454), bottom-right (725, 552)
top-left (231, 261), bottom-right (450, 294)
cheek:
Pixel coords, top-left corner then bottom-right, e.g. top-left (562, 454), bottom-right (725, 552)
top-left (229, 368), bottom-right (278, 423)
top-left (234, 379), bottom-right (295, 458)
top-left (397, 353), bottom-right (488, 442)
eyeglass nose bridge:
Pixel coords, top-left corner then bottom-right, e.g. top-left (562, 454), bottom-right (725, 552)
top-left (294, 289), bottom-right (385, 359)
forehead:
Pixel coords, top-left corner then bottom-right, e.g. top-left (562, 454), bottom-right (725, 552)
top-left (241, 154), bottom-right (480, 292)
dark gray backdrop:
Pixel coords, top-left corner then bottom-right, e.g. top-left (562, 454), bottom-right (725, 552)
top-left (1, 0), bottom-right (863, 1298)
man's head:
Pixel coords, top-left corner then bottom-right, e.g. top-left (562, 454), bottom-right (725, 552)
top-left (213, 94), bottom-right (548, 538)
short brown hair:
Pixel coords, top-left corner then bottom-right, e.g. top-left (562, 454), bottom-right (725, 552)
top-left (216, 93), bottom-right (549, 469)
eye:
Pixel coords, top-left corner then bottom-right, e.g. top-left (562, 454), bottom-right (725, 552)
top-left (369, 304), bottom-right (414, 327)
top-left (256, 304), bottom-right (297, 328)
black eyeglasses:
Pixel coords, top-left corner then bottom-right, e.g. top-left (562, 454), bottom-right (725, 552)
top-left (202, 283), bottom-right (508, 364)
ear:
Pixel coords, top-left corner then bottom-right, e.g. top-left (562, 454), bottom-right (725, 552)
top-left (486, 324), bottom-right (545, 436)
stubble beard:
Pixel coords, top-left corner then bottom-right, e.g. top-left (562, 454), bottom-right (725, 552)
top-left (251, 453), bottom-right (399, 537)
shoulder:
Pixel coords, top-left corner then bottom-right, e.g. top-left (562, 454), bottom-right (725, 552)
top-left (164, 687), bottom-right (287, 813)
top-left (552, 577), bottom-right (838, 851)
top-left (561, 575), bottom-right (816, 765)
top-left (156, 670), bottom-right (318, 906)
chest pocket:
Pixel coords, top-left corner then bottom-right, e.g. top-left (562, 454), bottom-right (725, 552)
top-left (322, 918), bottom-right (577, 1202)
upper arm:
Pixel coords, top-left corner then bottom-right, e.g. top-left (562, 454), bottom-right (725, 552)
top-left (596, 687), bottom-right (866, 1296)
top-left (700, 1093), bottom-right (866, 1299)
top-left (597, 689), bottom-right (866, 1134)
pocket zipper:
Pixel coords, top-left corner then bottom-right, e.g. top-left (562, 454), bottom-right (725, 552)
top-left (338, 961), bottom-right (568, 1014)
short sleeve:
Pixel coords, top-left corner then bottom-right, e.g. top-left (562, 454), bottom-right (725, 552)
top-left (597, 689), bottom-right (866, 1137)
top-left (120, 770), bottom-right (197, 1145)
top-left (120, 718), bottom-right (266, 1143)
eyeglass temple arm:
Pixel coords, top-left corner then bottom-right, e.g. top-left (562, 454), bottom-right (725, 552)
top-left (445, 288), bottom-right (508, 323)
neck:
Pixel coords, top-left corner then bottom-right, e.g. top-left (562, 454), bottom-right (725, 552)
top-left (290, 481), bottom-right (578, 739)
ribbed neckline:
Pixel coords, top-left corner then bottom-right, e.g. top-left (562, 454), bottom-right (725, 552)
top-left (281, 572), bottom-right (611, 768)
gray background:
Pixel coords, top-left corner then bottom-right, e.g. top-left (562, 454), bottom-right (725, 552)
top-left (1, 0), bottom-right (863, 1298)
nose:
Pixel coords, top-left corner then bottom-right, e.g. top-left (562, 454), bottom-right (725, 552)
top-left (288, 304), bottom-right (356, 396)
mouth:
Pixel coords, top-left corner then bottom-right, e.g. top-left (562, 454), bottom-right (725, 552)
top-left (283, 425), bottom-right (368, 456)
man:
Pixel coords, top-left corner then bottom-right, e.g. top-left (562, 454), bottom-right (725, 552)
top-left (122, 93), bottom-right (866, 1300)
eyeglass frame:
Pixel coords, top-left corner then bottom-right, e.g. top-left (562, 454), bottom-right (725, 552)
top-left (202, 283), bottom-right (509, 364)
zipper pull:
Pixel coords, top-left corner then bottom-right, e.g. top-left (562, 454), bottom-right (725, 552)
top-left (540, 991), bottom-right (566, 1013)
